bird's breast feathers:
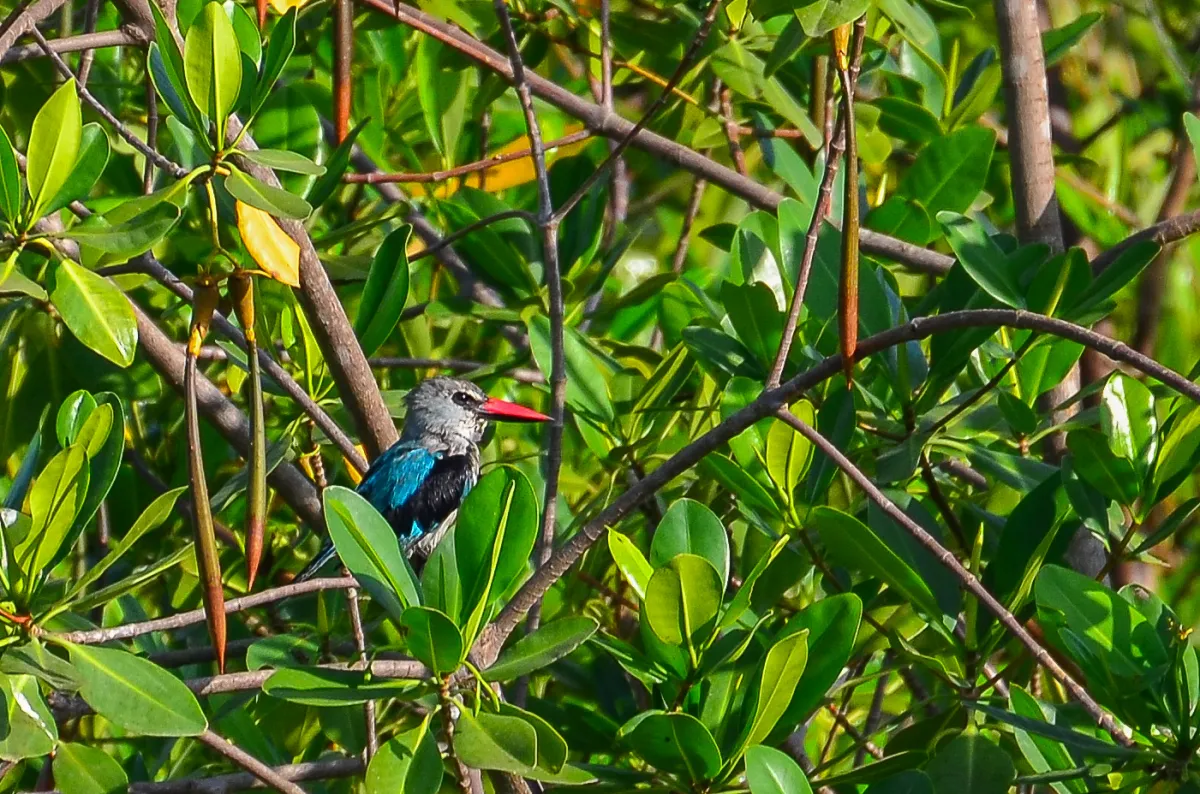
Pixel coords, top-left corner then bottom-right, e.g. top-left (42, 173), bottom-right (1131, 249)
top-left (356, 442), bottom-right (479, 545)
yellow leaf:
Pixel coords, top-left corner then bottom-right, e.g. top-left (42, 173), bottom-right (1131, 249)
top-left (344, 444), bottom-right (366, 486)
top-left (237, 201), bottom-right (300, 287)
top-left (268, 0), bottom-right (307, 13)
top-left (429, 124), bottom-right (590, 199)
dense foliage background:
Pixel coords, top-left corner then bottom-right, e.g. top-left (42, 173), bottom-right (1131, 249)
top-left (4, 0), bottom-right (1200, 791)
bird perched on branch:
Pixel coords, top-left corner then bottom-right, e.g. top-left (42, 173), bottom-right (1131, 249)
top-left (296, 377), bottom-right (548, 580)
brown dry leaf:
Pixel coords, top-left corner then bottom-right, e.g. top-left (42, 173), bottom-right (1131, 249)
top-left (237, 201), bottom-right (300, 287)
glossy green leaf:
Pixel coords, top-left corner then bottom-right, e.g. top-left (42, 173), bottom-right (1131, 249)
top-left (184, 1), bottom-right (242, 139)
top-left (16, 445), bottom-right (88, 578)
top-left (57, 391), bottom-right (97, 447)
top-left (1008, 686), bottom-right (1089, 794)
top-left (740, 629), bottom-right (809, 751)
top-left (238, 148), bottom-right (326, 175)
top-left (793, 0), bottom-right (870, 37)
top-left (251, 8), bottom-right (297, 117)
top-left (765, 401), bottom-right (816, 502)
top-left (1043, 12), bottom-right (1102, 66)
top-left (644, 554), bottom-right (723, 653)
top-left (721, 281), bottom-right (784, 367)
top-left (609, 530), bottom-right (653, 600)
top-left (69, 204), bottom-right (181, 257)
top-left (891, 128), bottom-right (996, 243)
top-left (415, 36), bottom-right (467, 159)
top-left (441, 189), bottom-right (537, 293)
top-left (0, 641), bottom-right (80, 691)
top-left (262, 666), bottom-right (412, 705)
top-left (53, 393), bottom-right (125, 571)
top-left (1071, 240), bottom-right (1158, 317)
top-left (619, 710), bottom-right (722, 781)
top-left (698, 454), bottom-right (781, 518)
top-left (306, 118), bottom-right (367, 209)
top-left (938, 212), bottom-right (1024, 307)
top-left (486, 616), bottom-right (598, 681)
top-left (1065, 429), bottom-right (1138, 506)
top-left (401, 606), bottom-right (463, 675)
top-left (551, 152), bottom-right (606, 273)
top-left (245, 634), bottom-right (320, 670)
top-left (1100, 373), bottom-right (1156, 477)
top-left (54, 742), bottom-right (128, 794)
top-left (43, 123), bottom-right (108, 217)
top-left (455, 710), bottom-right (595, 783)
top-left (925, 734), bottom-right (1014, 794)
top-left (746, 744), bottom-right (812, 794)
top-left (527, 315), bottom-right (614, 422)
top-left (224, 167), bottom-right (312, 220)
top-left (864, 771), bottom-right (935, 794)
top-left (66, 644), bottom-right (206, 736)
top-left (355, 225), bottom-right (410, 356)
top-left (27, 78), bottom-right (82, 220)
top-left (778, 593), bottom-right (862, 723)
top-left (324, 485), bottom-right (422, 622)
top-left (812, 507), bottom-right (942, 620)
top-left (682, 325), bottom-right (764, 380)
top-left (367, 719), bottom-right (443, 794)
top-left (874, 97), bottom-right (942, 145)
top-left (49, 260), bottom-right (138, 367)
top-left (0, 673), bottom-right (58, 760)
top-left (651, 499), bottom-right (729, 585)
top-left (0, 126), bottom-right (20, 223)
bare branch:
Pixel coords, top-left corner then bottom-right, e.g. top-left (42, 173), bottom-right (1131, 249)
top-left (1093, 210), bottom-right (1200, 275)
top-left (128, 758), bottom-right (364, 793)
top-left (196, 730), bottom-right (308, 794)
top-left (0, 0), bottom-right (71, 63)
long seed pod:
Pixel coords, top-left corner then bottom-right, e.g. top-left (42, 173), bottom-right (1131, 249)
top-left (833, 23), bottom-right (859, 387)
top-left (186, 280), bottom-right (227, 672)
top-left (231, 273), bottom-right (267, 591)
top-left (256, 0), bottom-right (267, 28)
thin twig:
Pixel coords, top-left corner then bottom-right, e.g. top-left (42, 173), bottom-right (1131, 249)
top-left (144, 67), bottom-right (158, 193)
top-left (334, 0), bottom-right (353, 141)
top-left (719, 85), bottom-right (747, 175)
top-left (342, 130), bottom-right (592, 184)
top-left (1, 28), bottom-right (136, 65)
top-left (1093, 209), bottom-right (1200, 275)
top-left (369, 356), bottom-right (544, 384)
top-left (75, 0), bottom-right (100, 85)
top-left (196, 730), bottom-right (308, 794)
top-left (49, 577), bottom-right (356, 644)
top-left (775, 408), bottom-right (1132, 746)
top-left (128, 758), bottom-right (364, 793)
top-left (346, 585), bottom-right (379, 759)
top-left (30, 26), bottom-right (187, 179)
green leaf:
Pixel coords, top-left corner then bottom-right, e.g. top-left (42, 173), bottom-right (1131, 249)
top-left (1132, 497), bottom-right (1200, 556)
top-left (400, 606), bottom-right (464, 675)
top-left (698, 455), bottom-right (782, 518)
top-left (306, 118), bottom-right (367, 209)
top-left (53, 393), bottom-right (125, 571)
top-left (367, 719), bottom-right (443, 794)
top-left (892, 128), bottom-right (996, 243)
top-left (0, 641), bottom-right (80, 691)
top-left (609, 530), bottom-right (654, 600)
top-left (454, 466), bottom-right (537, 639)
top-left (1100, 373), bottom-right (1156, 477)
top-left (57, 390), bottom-right (97, 447)
top-left (1065, 429), bottom-right (1138, 506)
top-left (16, 445), bottom-right (88, 579)
top-left (1043, 12), bottom-right (1102, 67)
top-left (224, 167), bottom-right (312, 220)
top-left (0, 674), bottom-right (58, 760)
top-left (793, 0), bottom-right (870, 37)
top-left (43, 123), bottom-right (108, 217)
top-left (740, 629), bottom-right (809, 752)
top-left (527, 315), bottom-right (614, 423)
top-left (644, 554), bottom-right (723, 655)
top-left (27, 78), bottom-right (82, 220)
top-left (746, 744), bottom-right (812, 794)
top-left (968, 701), bottom-right (1137, 758)
top-left (812, 507), bottom-right (942, 621)
top-left (184, 1), bottom-right (242, 139)
top-left (441, 189), bottom-right (538, 293)
top-left (682, 325), bottom-right (764, 380)
top-left (49, 260), bottom-right (138, 367)
top-left (778, 593), bottom-right (862, 723)
top-left (324, 485), bottom-right (422, 623)
top-left (149, 2), bottom-right (208, 140)
top-left (721, 281), bottom-right (784, 368)
top-left (415, 36), bottom-right (468, 159)
top-left (54, 742), bottom-right (128, 794)
top-left (874, 97), bottom-right (942, 145)
top-left (261, 666), bottom-right (413, 706)
top-left (238, 148), bottom-right (326, 175)
top-left (651, 499), bottom-right (730, 586)
top-left (938, 212), bottom-right (1025, 307)
top-left (924, 734), bottom-right (1014, 794)
top-left (765, 402), bottom-right (816, 503)
top-left (1008, 686), bottom-right (1089, 794)
top-left (1072, 240), bottom-right (1158, 316)
top-left (455, 710), bottom-right (595, 783)
top-left (485, 616), bottom-right (598, 681)
top-left (66, 644), bottom-right (206, 736)
top-left (251, 8), bottom-right (297, 117)
top-left (0, 125), bottom-right (20, 223)
top-left (551, 152), bottom-right (607, 273)
top-left (864, 771), bottom-right (934, 794)
top-left (66, 487), bottom-right (185, 601)
top-left (355, 225), bottom-right (411, 356)
top-left (945, 64), bottom-right (1001, 130)
top-left (69, 205), bottom-right (181, 257)
top-left (619, 710), bottom-right (722, 781)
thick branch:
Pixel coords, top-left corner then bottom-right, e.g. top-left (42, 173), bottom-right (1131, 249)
top-left (1, 28), bottom-right (138, 64)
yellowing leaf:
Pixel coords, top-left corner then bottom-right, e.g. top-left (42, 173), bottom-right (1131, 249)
top-left (344, 444), bottom-right (366, 486)
top-left (268, 0), bottom-right (307, 13)
top-left (237, 201), bottom-right (300, 287)
top-left (429, 124), bottom-right (590, 199)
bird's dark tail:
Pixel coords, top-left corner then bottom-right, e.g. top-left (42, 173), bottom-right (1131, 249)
top-left (295, 542), bottom-right (338, 583)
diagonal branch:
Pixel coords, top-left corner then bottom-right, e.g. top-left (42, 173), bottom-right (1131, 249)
top-left (128, 758), bottom-right (364, 794)
top-left (476, 308), bottom-right (1200, 664)
top-left (196, 730), bottom-right (307, 794)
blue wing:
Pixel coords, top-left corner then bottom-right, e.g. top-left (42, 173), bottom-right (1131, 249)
top-left (356, 443), bottom-right (441, 541)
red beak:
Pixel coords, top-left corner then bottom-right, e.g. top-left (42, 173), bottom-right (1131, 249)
top-left (480, 397), bottom-right (550, 423)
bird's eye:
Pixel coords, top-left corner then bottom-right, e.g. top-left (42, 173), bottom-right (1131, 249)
top-left (452, 391), bottom-right (474, 406)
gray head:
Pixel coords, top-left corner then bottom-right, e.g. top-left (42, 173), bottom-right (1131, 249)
top-left (400, 376), bottom-right (549, 446)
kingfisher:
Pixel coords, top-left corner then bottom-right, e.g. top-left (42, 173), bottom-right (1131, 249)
top-left (296, 376), bottom-right (549, 580)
